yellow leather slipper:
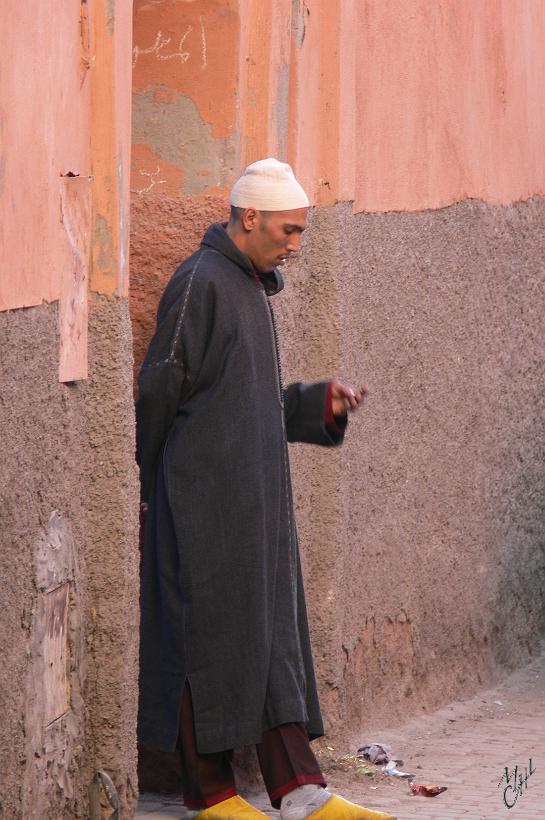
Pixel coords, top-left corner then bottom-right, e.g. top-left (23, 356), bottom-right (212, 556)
top-left (195, 795), bottom-right (268, 819)
top-left (306, 794), bottom-right (396, 820)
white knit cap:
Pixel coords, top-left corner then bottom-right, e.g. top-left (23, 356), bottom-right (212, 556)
top-left (230, 157), bottom-right (309, 211)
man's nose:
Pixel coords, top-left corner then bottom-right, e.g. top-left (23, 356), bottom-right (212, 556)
top-left (286, 234), bottom-right (301, 253)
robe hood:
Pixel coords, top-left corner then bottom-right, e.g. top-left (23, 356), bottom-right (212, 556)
top-left (201, 222), bottom-right (285, 297)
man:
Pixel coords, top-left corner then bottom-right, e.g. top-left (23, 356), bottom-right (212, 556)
top-left (136, 159), bottom-right (395, 820)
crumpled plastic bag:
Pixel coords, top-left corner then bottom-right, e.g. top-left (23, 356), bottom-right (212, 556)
top-left (358, 742), bottom-right (402, 766)
top-left (383, 760), bottom-right (415, 779)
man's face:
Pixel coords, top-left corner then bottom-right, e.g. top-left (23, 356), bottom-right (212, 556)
top-left (243, 207), bottom-right (309, 273)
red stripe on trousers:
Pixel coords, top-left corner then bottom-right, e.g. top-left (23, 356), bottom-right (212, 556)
top-left (177, 683), bottom-right (326, 810)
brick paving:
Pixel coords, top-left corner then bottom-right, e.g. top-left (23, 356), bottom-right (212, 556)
top-left (136, 650), bottom-right (545, 819)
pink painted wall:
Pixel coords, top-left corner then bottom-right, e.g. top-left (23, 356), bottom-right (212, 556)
top-left (0, 0), bottom-right (90, 311)
top-left (355, 0), bottom-right (545, 211)
top-left (132, 0), bottom-right (545, 212)
top-left (0, 0), bottom-right (132, 381)
top-left (0, 0), bottom-right (91, 379)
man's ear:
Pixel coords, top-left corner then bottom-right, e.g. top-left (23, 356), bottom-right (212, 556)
top-left (241, 208), bottom-right (258, 232)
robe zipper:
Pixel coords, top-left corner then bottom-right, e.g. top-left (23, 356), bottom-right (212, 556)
top-left (262, 293), bottom-right (284, 408)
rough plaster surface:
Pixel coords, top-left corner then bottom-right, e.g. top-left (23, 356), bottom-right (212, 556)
top-left (22, 513), bottom-right (86, 817)
top-left (277, 197), bottom-right (545, 739)
top-left (0, 297), bottom-right (140, 818)
top-left (132, 89), bottom-right (237, 195)
top-left (130, 193), bottom-right (229, 382)
top-left (130, 195), bottom-right (545, 767)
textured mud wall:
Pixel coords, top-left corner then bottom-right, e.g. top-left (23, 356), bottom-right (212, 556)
top-left (131, 0), bottom-right (545, 766)
top-left (0, 1), bottom-right (139, 816)
top-left (84, 296), bottom-right (140, 816)
top-left (276, 198), bottom-right (545, 736)
top-left (130, 195), bottom-right (228, 379)
top-left (0, 299), bottom-right (139, 818)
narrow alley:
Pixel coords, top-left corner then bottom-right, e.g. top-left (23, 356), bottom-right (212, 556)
top-left (137, 651), bottom-right (545, 819)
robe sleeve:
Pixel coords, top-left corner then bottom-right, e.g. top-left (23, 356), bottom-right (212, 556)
top-left (136, 261), bottom-right (215, 502)
top-left (136, 359), bottom-right (186, 502)
top-left (284, 381), bottom-right (346, 447)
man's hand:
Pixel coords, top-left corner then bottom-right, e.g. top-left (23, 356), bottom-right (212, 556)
top-left (330, 380), bottom-right (368, 416)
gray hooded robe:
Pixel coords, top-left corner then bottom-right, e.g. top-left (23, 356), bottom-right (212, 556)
top-left (136, 223), bottom-right (345, 754)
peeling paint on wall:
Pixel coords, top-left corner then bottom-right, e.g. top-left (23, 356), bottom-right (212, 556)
top-left (59, 174), bottom-right (91, 383)
top-left (105, 0), bottom-right (115, 35)
top-left (22, 512), bottom-right (86, 819)
top-left (272, 62), bottom-right (289, 161)
top-left (291, 0), bottom-right (308, 47)
top-left (43, 584), bottom-right (70, 724)
top-left (93, 213), bottom-right (115, 274)
top-left (79, 0), bottom-right (91, 84)
top-left (132, 87), bottom-right (237, 194)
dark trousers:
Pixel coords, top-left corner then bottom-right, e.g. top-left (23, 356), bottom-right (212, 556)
top-left (178, 685), bottom-right (326, 810)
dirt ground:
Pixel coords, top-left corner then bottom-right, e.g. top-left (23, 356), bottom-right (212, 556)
top-left (136, 649), bottom-right (545, 819)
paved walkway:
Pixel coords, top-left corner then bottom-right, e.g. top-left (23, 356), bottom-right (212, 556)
top-left (136, 650), bottom-right (545, 819)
